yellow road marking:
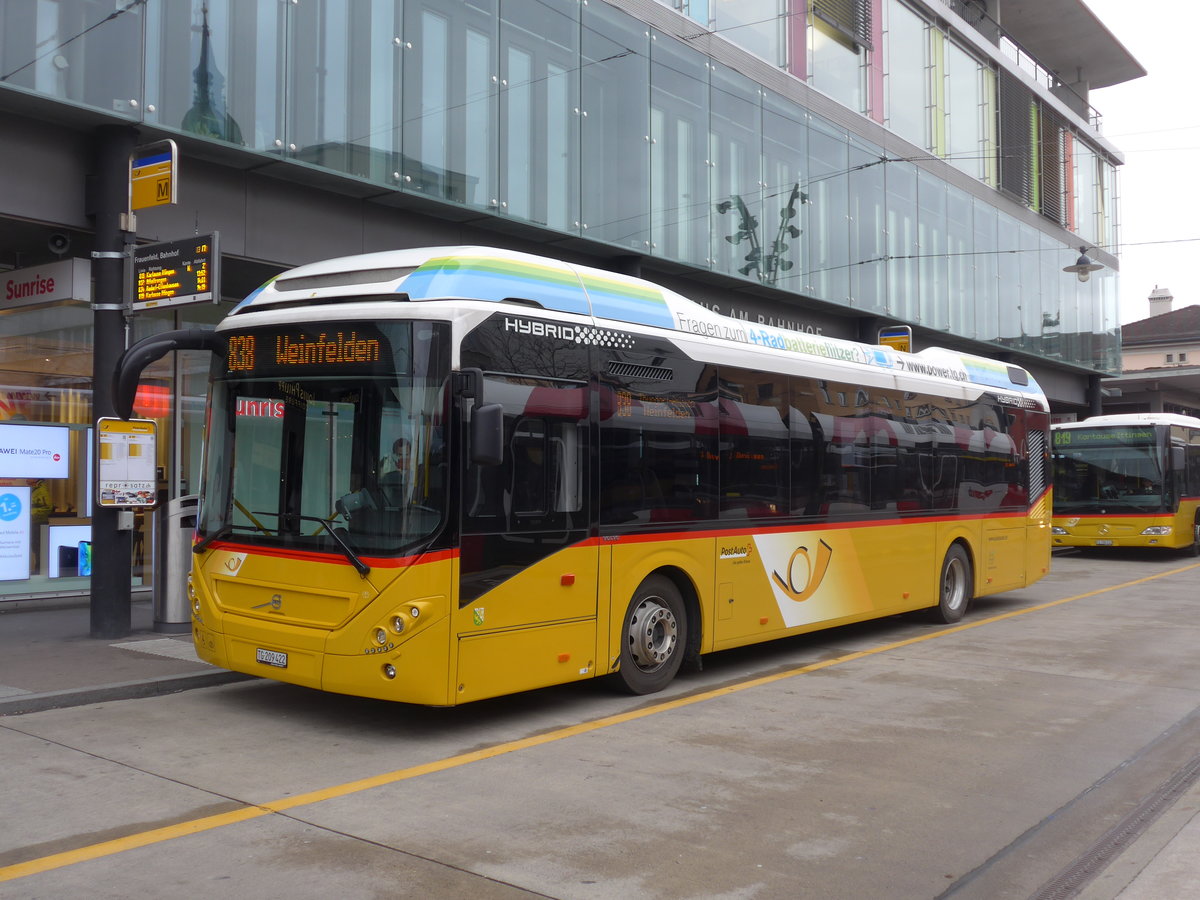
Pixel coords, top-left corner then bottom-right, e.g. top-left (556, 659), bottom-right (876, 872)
top-left (4, 561), bottom-right (1198, 883)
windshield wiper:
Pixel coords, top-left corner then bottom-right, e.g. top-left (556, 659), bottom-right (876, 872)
top-left (193, 524), bottom-right (232, 554)
top-left (294, 515), bottom-right (371, 577)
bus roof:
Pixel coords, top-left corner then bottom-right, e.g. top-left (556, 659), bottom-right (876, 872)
top-left (1054, 413), bottom-right (1200, 430)
top-left (232, 245), bottom-right (1043, 399)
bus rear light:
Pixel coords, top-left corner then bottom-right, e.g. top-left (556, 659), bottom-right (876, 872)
top-left (1141, 526), bottom-right (1172, 535)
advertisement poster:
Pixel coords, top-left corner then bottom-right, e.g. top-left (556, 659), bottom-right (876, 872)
top-left (0, 423), bottom-right (69, 479)
top-left (96, 418), bottom-right (157, 508)
top-left (0, 486), bottom-right (31, 581)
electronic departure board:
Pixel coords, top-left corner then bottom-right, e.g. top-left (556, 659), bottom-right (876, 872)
top-left (131, 233), bottom-right (220, 310)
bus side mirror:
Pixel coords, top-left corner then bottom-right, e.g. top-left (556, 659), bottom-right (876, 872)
top-left (471, 403), bottom-right (504, 466)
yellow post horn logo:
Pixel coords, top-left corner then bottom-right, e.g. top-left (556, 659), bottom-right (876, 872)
top-left (771, 540), bottom-right (833, 602)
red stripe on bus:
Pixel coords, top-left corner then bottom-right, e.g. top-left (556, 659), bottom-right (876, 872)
top-left (196, 541), bottom-right (457, 568)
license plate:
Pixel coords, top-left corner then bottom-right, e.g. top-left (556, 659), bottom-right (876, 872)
top-left (256, 648), bottom-right (288, 668)
top-left (1095, 539), bottom-right (1113, 546)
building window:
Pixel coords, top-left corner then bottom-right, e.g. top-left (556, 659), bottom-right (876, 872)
top-left (1181, 353), bottom-right (1188, 363)
top-left (1166, 354), bottom-right (1174, 363)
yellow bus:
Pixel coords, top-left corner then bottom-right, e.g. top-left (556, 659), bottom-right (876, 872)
top-left (118, 246), bottom-right (1052, 705)
top-left (1051, 414), bottom-right (1200, 553)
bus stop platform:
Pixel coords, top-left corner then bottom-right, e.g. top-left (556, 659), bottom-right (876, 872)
top-left (0, 597), bottom-right (249, 717)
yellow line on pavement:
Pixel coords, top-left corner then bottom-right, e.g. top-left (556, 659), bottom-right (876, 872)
top-left (4, 561), bottom-right (1198, 883)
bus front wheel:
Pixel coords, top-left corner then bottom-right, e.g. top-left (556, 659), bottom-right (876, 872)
top-left (932, 544), bottom-right (972, 624)
top-left (615, 575), bottom-right (687, 695)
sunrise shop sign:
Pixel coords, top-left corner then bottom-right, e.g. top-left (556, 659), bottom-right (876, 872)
top-left (2, 258), bottom-right (91, 311)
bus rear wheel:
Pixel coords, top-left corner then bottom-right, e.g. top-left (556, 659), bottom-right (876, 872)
top-left (932, 544), bottom-right (972, 624)
top-left (615, 575), bottom-right (687, 695)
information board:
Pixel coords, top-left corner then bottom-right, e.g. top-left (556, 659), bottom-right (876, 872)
top-left (96, 418), bottom-right (157, 508)
top-left (132, 233), bottom-right (219, 310)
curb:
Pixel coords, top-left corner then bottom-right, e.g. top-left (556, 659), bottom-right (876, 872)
top-left (0, 670), bottom-right (254, 717)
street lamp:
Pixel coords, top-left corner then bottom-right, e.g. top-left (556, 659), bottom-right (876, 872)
top-left (1063, 246), bottom-right (1104, 283)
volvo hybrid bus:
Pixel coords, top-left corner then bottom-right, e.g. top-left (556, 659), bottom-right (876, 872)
top-left (1051, 413), bottom-right (1200, 552)
top-left (117, 246), bottom-right (1052, 705)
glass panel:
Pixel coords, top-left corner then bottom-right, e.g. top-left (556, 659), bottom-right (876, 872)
top-left (972, 198), bottom-right (998, 343)
top-left (885, 158), bottom-right (918, 320)
top-left (762, 88), bottom-right (807, 292)
top-left (809, 17), bottom-right (862, 112)
top-left (497, 0), bottom-right (578, 231)
top-left (884, 0), bottom-right (926, 149)
top-left (0, 302), bottom-right (97, 595)
top-left (0, 0), bottom-right (144, 116)
top-left (917, 169), bottom-right (947, 328)
top-left (144, 0), bottom-right (282, 151)
top-left (650, 30), bottom-right (709, 267)
top-left (402, 0), bottom-right (496, 207)
top-left (849, 135), bottom-right (885, 311)
top-left (996, 210), bottom-right (1021, 348)
top-left (1073, 141), bottom-right (1098, 245)
top-left (285, 0), bottom-right (400, 181)
top-left (1019, 222), bottom-right (1041, 352)
top-left (946, 184), bottom-right (973, 337)
top-left (804, 114), bottom-right (849, 303)
top-left (1037, 230), bottom-right (1060, 359)
top-left (945, 39), bottom-right (982, 180)
top-left (711, 64), bottom-right (763, 280)
top-left (580, 2), bottom-right (649, 249)
top-left (713, 0), bottom-right (783, 66)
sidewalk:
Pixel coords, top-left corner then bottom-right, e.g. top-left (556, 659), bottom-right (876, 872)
top-left (0, 597), bottom-right (248, 717)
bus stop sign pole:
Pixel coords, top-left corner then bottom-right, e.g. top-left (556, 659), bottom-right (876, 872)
top-left (87, 124), bottom-right (138, 639)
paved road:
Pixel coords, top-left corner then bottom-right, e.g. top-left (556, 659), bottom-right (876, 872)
top-left (2, 550), bottom-right (1199, 899)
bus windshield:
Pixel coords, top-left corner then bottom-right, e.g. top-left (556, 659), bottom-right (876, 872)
top-left (198, 320), bottom-right (450, 557)
top-left (1052, 427), bottom-right (1167, 513)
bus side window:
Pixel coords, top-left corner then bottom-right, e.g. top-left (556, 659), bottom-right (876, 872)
top-left (516, 427), bottom-right (552, 518)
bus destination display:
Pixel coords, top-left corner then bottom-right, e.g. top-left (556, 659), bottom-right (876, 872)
top-left (223, 323), bottom-right (395, 378)
top-left (132, 233), bottom-right (220, 310)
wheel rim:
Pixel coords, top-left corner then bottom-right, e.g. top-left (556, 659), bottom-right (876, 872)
top-left (942, 556), bottom-right (966, 611)
top-left (627, 596), bottom-right (678, 673)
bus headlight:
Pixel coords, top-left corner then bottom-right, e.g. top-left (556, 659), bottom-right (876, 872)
top-left (1050, 526), bottom-right (1067, 535)
top-left (391, 615), bottom-right (405, 634)
top-left (373, 627), bottom-right (389, 645)
top-left (1141, 526), bottom-right (1172, 535)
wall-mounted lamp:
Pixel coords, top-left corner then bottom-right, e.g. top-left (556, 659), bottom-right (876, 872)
top-left (1063, 246), bottom-right (1104, 283)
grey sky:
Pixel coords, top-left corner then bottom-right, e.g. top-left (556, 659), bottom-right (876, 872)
top-left (1084, 0), bottom-right (1200, 324)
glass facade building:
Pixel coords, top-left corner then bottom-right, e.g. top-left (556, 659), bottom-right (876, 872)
top-left (0, 0), bottom-right (1139, 601)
